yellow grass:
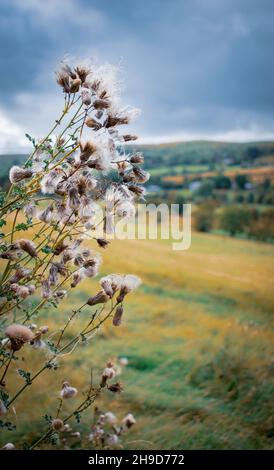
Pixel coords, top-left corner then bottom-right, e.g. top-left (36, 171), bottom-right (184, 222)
top-left (1, 225), bottom-right (274, 449)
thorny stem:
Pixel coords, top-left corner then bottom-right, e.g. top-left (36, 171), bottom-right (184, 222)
top-left (6, 302), bottom-right (118, 408)
top-left (0, 350), bottom-right (14, 386)
top-left (29, 386), bottom-right (100, 450)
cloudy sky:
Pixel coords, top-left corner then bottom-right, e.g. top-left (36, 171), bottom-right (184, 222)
top-left (0, 0), bottom-right (274, 152)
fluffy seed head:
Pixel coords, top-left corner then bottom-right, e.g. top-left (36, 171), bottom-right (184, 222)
top-left (5, 324), bottom-right (33, 351)
top-left (52, 418), bottom-right (65, 431)
top-left (87, 290), bottom-right (109, 306)
top-left (60, 381), bottom-right (78, 399)
top-left (122, 413), bottom-right (136, 429)
top-left (1, 442), bottom-right (15, 450)
top-left (9, 166), bottom-right (32, 183)
top-left (112, 305), bottom-right (124, 326)
top-left (17, 239), bottom-right (38, 258)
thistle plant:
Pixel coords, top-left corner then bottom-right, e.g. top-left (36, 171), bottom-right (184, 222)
top-left (0, 59), bottom-right (148, 449)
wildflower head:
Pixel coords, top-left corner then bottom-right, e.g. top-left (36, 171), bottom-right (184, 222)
top-left (9, 166), bottom-right (32, 183)
top-left (112, 305), bottom-right (124, 326)
top-left (87, 290), bottom-right (109, 306)
top-left (52, 418), bottom-right (65, 432)
top-left (122, 413), bottom-right (136, 429)
top-left (60, 381), bottom-right (78, 399)
top-left (117, 275), bottom-right (142, 303)
top-left (1, 443), bottom-right (15, 450)
top-left (104, 412), bottom-right (117, 424)
top-left (5, 323), bottom-right (33, 351)
top-left (100, 361), bottom-right (116, 387)
top-left (107, 382), bottom-right (123, 393)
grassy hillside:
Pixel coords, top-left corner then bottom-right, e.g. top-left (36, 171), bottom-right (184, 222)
top-left (1, 231), bottom-right (274, 449)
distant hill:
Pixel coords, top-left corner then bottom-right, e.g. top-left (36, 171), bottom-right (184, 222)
top-left (132, 140), bottom-right (274, 170)
top-left (1, 141), bottom-right (274, 188)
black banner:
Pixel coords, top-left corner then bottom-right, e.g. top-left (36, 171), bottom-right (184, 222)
top-left (0, 450), bottom-right (272, 467)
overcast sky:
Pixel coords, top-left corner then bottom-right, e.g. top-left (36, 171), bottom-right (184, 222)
top-left (0, 0), bottom-right (274, 152)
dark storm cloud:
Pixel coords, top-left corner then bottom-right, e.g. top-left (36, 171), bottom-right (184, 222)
top-left (0, 0), bottom-right (273, 150)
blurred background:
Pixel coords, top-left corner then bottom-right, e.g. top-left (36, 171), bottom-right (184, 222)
top-left (0, 0), bottom-right (274, 450)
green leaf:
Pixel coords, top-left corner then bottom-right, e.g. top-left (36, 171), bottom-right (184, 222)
top-left (17, 368), bottom-right (32, 385)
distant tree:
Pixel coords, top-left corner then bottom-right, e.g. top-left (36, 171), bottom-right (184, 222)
top-left (194, 203), bottom-right (215, 232)
top-left (235, 194), bottom-right (245, 203)
top-left (235, 174), bottom-right (248, 190)
top-left (247, 208), bottom-right (274, 241)
top-left (247, 192), bottom-right (255, 204)
top-left (214, 175), bottom-right (231, 190)
top-left (219, 206), bottom-right (255, 236)
top-left (194, 179), bottom-right (214, 198)
top-left (262, 178), bottom-right (271, 191)
top-left (246, 146), bottom-right (260, 161)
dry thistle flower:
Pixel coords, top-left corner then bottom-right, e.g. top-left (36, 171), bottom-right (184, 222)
top-left (105, 434), bottom-right (119, 446)
top-left (112, 305), bottom-right (124, 326)
top-left (100, 362), bottom-right (116, 387)
top-left (104, 412), bottom-right (117, 424)
top-left (93, 98), bottom-right (111, 109)
top-left (122, 413), bottom-right (136, 429)
top-left (79, 141), bottom-right (97, 162)
top-left (107, 382), bottom-right (123, 393)
top-left (10, 283), bottom-right (31, 299)
top-left (132, 166), bottom-right (150, 183)
top-left (16, 239), bottom-right (38, 258)
top-left (41, 279), bottom-right (52, 299)
top-left (9, 267), bottom-right (31, 283)
top-left (1, 443), bottom-right (15, 450)
top-left (123, 134), bottom-right (138, 142)
top-left (0, 249), bottom-right (23, 261)
top-left (68, 187), bottom-right (81, 210)
top-left (5, 323), bottom-right (33, 351)
top-left (117, 275), bottom-right (142, 303)
top-left (81, 88), bottom-right (92, 106)
top-left (75, 65), bottom-right (90, 83)
top-left (130, 152), bottom-right (144, 164)
top-left (70, 77), bottom-right (81, 93)
top-left (40, 170), bottom-right (63, 194)
top-left (119, 357), bottom-right (129, 366)
top-left (85, 116), bottom-right (101, 130)
top-left (87, 290), bottom-right (109, 306)
top-left (52, 418), bottom-right (65, 432)
top-left (100, 278), bottom-right (114, 298)
top-left (96, 238), bottom-right (110, 249)
top-left (127, 184), bottom-right (146, 197)
top-left (24, 202), bottom-right (37, 219)
top-left (53, 239), bottom-right (69, 256)
top-left (100, 274), bottom-right (122, 298)
top-left (9, 166), bottom-right (32, 183)
top-left (38, 204), bottom-right (54, 223)
top-left (60, 381), bottom-right (78, 399)
top-left (115, 200), bottom-right (136, 218)
top-left (53, 290), bottom-right (67, 300)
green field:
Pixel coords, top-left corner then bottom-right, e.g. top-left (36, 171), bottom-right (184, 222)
top-left (2, 231), bottom-right (274, 449)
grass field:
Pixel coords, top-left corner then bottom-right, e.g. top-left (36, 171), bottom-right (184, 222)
top-left (1, 230), bottom-right (274, 450)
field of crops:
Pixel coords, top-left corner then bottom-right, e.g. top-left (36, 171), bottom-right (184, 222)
top-left (162, 165), bottom-right (274, 184)
top-left (1, 230), bottom-right (274, 449)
